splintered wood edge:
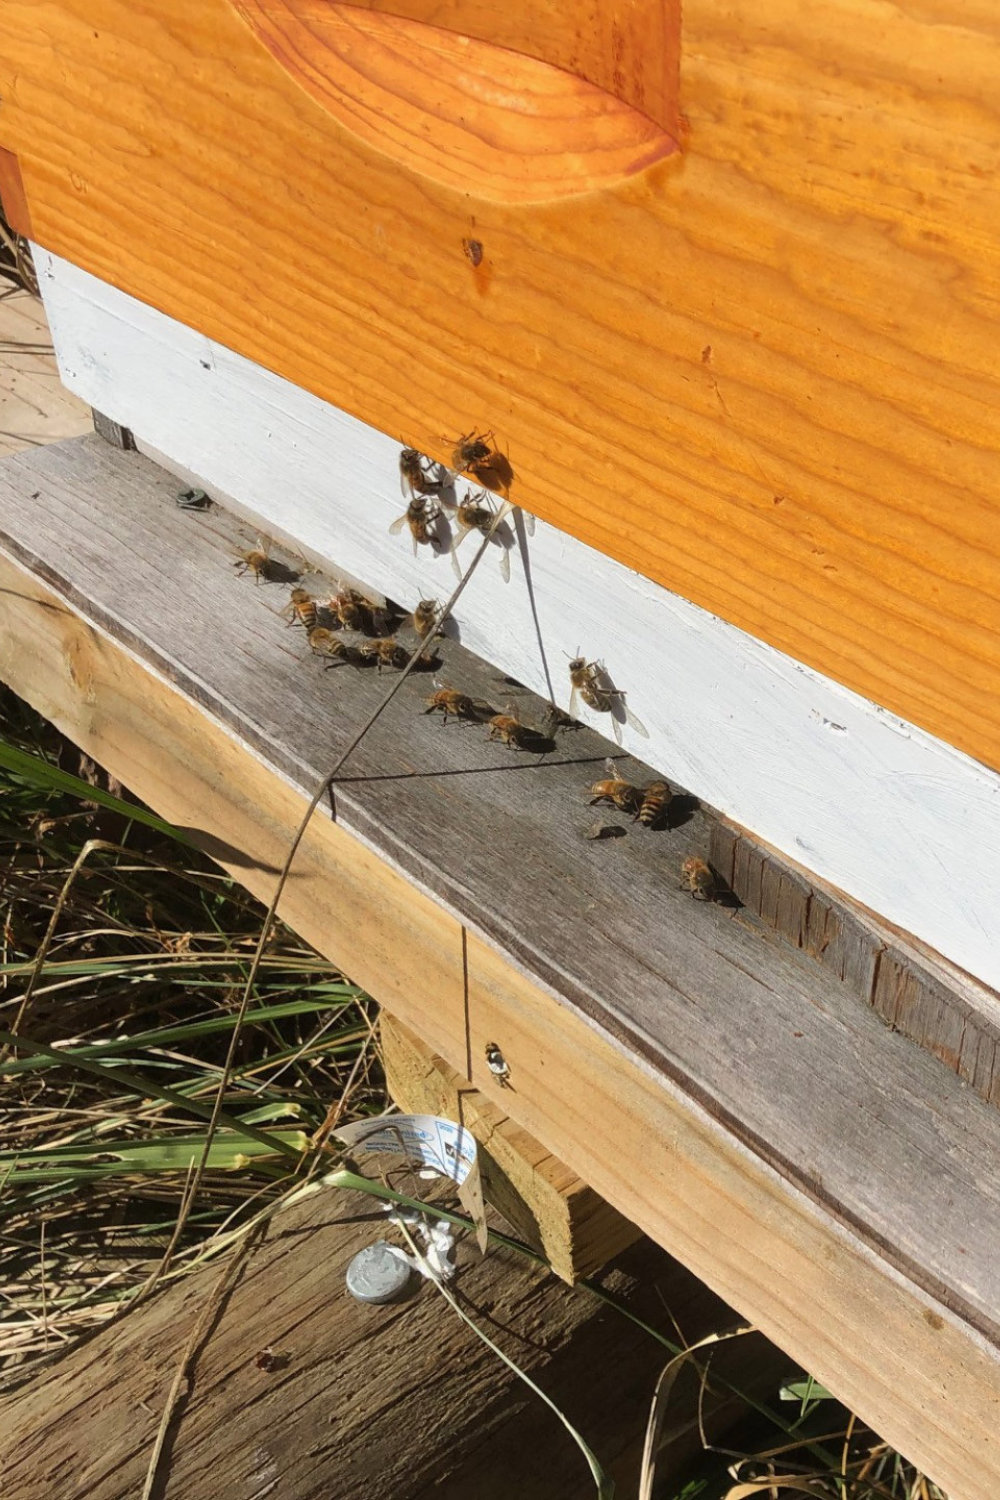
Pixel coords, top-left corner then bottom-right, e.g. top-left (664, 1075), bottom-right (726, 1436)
top-left (709, 819), bottom-right (1000, 1108)
top-left (380, 1011), bottom-right (641, 1282)
top-left (0, 501), bottom-right (999, 1494)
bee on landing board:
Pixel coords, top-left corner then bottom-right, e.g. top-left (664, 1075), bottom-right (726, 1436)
top-left (233, 538), bottom-right (270, 584)
top-left (567, 656), bottom-right (647, 745)
top-left (680, 856), bottom-right (716, 900)
top-left (587, 758), bottom-right (643, 815)
top-left (389, 496), bottom-right (442, 556)
top-left (635, 780), bottom-right (673, 829)
top-left (451, 430), bottom-right (514, 494)
top-left (307, 627), bottom-right (355, 667)
top-left (487, 703), bottom-right (538, 751)
top-left (282, 587), bottom-right (318, 631)
top-left (451, 491), bottom-right (512, 582)
top-left (328, 586), bottom-right (387, 635)
top-left (424, 687), bottom-right (477, 724)
top-left (359, 638), bottom-right (411, 672)
top-left (399, 447), bottom-right (444, 500)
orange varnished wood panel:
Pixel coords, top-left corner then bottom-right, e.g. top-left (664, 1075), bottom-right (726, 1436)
top-left (1, 1), bottom-right (998, 765)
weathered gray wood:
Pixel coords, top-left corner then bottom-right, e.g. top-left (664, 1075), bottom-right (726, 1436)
top-left (711, 819), bottom-right (1000, 1111)
top-left (0, 1188), bottom-right (772, 1498)
top-left (2, 436), bottom-right (1000, 1360)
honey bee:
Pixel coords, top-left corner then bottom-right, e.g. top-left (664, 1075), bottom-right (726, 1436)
top-left (680, 856), bottom-right (716, 900)
top-left (451, 431), bottom-right (514, 494)
top-left (424, 687), bottom-right (477, 723)
top-left (233, 538), bottom-right (270, 584)
top-left (487, 703), bottom-right (537, 750)
top-left (282, 587), bottom-right (318, 630)
top-left (410, 599), bottom-right (443, 639)
top-left (389, 496), bottom-right (442, 555)
top-left (451, 492), bottom-right (512, 582)
top-left (307, 627), bottom-right (354, 665)
top-left (399, 447), bottom-right (444, 500)
top-left (328, 587), bottom-right (372, 633)
top-left (635, 780), bottom-right (673, 829)
top-left (484, 1042), bottom-right (511, 1088)
top-left (567, 656), bottom-right (647, 745)
top-left (587, 758), bottom-right (643, 814)
top-left (359, 638), bottom-right (410, 672)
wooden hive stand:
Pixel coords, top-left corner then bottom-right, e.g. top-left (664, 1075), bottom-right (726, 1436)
top-left (2, 3), bottom-right (1000, 1495)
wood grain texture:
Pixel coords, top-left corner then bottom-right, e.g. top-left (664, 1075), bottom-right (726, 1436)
top-left (0, 147), bottom-right (31, 238)
top-left (1, 436), bottom-right (1000, 1495)
top-left (1, 1), bottom-right (998, 768)
top-left (0, 1188), bottom-right (729, 1497)
top-left (37, 248), bottom-right (1000, 994)
top-left (381, 1012), bottom-right (640, 1282)
top-left (0, 289), bottom-right (90, 457)
top-left (231, 2), bottom-right (678, 202)
top-left (710, 820), bottom-right (1000, 1109)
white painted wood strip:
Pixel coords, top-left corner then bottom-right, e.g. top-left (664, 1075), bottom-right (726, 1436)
top-left (35, 247), bottom-right (1000, 993)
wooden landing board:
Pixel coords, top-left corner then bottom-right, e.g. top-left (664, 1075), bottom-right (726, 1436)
top-left (2, 436), bottom-right (1000, 1496)
top-left (2, 1), bottom-right (1000, 777)
top-left (35, 249), bottom-right (1000, 997)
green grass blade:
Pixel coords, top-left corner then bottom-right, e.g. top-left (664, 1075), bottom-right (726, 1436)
top-left (0, 739), bottom-right (193, 845)
top-left (0, 1000), bottom-right (352, 1075)
top-left (0, 1027), bottom-right (305, 1160)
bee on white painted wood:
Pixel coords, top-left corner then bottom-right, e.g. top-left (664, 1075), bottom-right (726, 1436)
top-left (484, 1042), bottom-right (511, 1088)
top-left (450, 491), bottom-right (512, 582)
top-left (587, 758), bottom-right (643, 815)
top-left (399, 446), bottom-right (444, 500)
top-left (567, 655), bottom-right (647, 745)
top-left (390, 496), bottom-right (442, 555)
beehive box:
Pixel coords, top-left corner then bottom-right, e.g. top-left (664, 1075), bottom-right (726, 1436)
top-left (2, 5), bottom-right (1000, 1494)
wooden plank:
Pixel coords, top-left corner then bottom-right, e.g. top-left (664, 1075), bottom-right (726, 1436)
top-left (3, 1), bottom-right (1000, 774)
top-left (1, 1185), bottom-right (741, 1497)
top-left (380, 1012), bottom-right (640, 1282)
top-left (0, 288), bottom-right (90, 458)
top-left (1, 437), bottom-right (1000, 1495)
top-left (710, 819), bottom-right (1000, 1111)
top-left (35, 250), bottom-right (1000, 997)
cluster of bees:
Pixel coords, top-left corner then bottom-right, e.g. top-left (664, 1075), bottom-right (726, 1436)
top-left (234, 430), bottom-right (718, 905)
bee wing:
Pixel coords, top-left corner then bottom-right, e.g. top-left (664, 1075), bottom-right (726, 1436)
top-left (609, 714), bottom-right (624, 746)
top-left (603, 757), bottom-right (619, 779)
top-left (625, 704), bottom-right (649, 738)
top-left (521, 509), bottom-right (536, 536)
top-left (497, 543), bottom-right (511, 584)
top-left (568, 684), bottom-right (580, 721)
top-left (400, 469), bottom-right (414, 499)
top-left (388, 513), bottom-right (407, 535)
top-left (450, 533), bottom-right (466, 581)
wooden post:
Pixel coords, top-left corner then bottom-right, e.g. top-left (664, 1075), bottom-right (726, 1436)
top-left (0, 1184), bottom-right (782, 1498)
top-left (381, 1012), bottom-right (641, 1283)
